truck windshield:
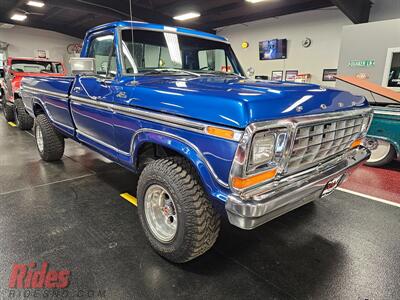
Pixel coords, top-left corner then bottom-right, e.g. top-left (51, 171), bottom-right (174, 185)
top-left (10, 60), bottom-right (64, 74)
top-left (121, 29), bottom-right (244, 76)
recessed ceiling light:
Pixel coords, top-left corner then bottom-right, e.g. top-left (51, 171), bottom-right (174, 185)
top-left (11, 14), bottom-right (27, 21)
top-left (246, 0), bottom-right (268, 3)
top-left (173, 12), bottom-right (201, 21)
top-left (27, 1), bottom-right (45, 7)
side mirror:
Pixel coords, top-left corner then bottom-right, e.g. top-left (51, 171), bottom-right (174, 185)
top-left (70, 57), bottom-right (96, 75)
top-left (0, 69), bottom-right (4, 78)
top-left (247, 67), bottom-right (255, 77)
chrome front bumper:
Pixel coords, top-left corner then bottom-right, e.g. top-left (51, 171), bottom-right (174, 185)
top-left (226, 147), bottom-right (371, 230)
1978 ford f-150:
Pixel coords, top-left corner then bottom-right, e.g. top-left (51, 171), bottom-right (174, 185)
top-left (21, 21), bottom-right (372, 263)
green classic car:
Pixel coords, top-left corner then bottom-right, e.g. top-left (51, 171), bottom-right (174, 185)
top-left (365, 105), bottom-right (400, 166)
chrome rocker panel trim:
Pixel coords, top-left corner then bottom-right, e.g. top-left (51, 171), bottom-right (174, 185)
top-left (226, 147), bottom-right (371, 230)
top-left (22, 86), bottom-right (69, 99)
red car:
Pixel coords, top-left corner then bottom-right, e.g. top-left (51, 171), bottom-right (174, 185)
top-left (0, 57), bottom-right (66, 130)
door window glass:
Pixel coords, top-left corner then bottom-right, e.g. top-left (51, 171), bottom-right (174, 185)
top-left (88, 34), bottom-right (117, 77)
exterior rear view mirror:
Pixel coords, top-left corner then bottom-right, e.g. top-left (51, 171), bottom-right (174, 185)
top-left (70, 57), bottom-right (96, 75)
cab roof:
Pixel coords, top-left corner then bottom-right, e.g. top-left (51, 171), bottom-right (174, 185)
top-left (86, 21), bottom-right (228, 44)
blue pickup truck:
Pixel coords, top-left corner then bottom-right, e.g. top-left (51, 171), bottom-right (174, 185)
top-left (21, 21), bottom-right (372, 263)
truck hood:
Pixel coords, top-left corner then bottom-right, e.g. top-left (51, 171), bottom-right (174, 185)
top-left (124, 76), bottom-right (369, 129)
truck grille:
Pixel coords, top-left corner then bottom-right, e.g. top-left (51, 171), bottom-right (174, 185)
top-left (287, 116), bottom-right (364, 174)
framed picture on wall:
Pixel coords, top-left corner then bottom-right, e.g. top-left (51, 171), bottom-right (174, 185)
top-left (382, 47), bottom-right (400, 91)
top-left (285, 70), bottom-right (298, 81)
top-left (322, 69), bottom-right (338, 81)
top-left (271, 70), bottom-right (283, 81)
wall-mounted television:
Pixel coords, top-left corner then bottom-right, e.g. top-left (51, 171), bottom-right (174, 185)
top-left (259, 39), bottom-right (287, 60)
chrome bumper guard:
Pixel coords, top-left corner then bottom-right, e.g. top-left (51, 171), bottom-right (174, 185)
top-left (226, 147), bottom-right (370, 230)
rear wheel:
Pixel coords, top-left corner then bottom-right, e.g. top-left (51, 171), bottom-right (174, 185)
top-left (365, 138), bottom-right (396, 167)
top-left (137, 157), bottom-right (220, 263)
top-left (14, 98), bottom-right (34, 130)
top-left (34, 114), bottom-right (65, 161)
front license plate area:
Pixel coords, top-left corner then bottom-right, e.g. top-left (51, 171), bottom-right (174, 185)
top-left (321, 174), bottom-right (344, 197)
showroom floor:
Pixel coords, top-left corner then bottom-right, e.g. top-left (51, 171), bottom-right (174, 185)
top-left (0, 119), bottom-right (399, 300)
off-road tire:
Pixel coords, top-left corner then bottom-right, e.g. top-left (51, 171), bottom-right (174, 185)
top-left (34, 114), bottom-right (65, 161)
top-left (2, 100), bottom-right (15, 122)
top-left (137, 157), bottom-right (220, 263)
top-left (14, 98), bottom-right (34, 130)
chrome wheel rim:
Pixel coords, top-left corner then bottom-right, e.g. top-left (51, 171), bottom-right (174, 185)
top-left (144, 184), bottom-right (178, 243)
top-left (368, 139), bottom-right (391, 163)
top-left (36, 125), bottom-right (44, 153)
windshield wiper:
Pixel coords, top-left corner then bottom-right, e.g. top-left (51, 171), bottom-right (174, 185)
top-left (142, 69), bottom-right (201, 77)
top-left (198, 71), bottom-right (245, 79)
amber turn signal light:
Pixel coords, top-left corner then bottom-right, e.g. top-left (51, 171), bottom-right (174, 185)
top-left (350, 138), bottom-right (362, 149)
top-left (207, 126), bottom-right (234, 139)
top-left (232, 168), bottom-right (277, 189)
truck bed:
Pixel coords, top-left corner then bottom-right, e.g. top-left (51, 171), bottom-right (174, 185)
top-left (21, 76), bottom-right (75, 137)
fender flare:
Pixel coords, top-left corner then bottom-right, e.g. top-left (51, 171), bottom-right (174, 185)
top-left (31, 97), bottom-right (47, 116)
top-left (130, 129), bottom-right (230, 195)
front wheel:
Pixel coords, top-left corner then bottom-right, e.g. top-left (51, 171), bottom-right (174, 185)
top-left (34, 114), bottom-right (65, 162)
top-left (137, 157), bottom-right (220, 263)
top-left (14, 98), bottom-right (34, 130)
top-left (365, 138), bottom-right (396, 167)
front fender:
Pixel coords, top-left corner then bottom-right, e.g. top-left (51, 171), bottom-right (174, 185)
top-left (130, 129), bottom-right (231, 202)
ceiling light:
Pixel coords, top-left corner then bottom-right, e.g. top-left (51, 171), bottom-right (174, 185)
top-left (27, 1), bottom-right (45, 7)
top-left (11, 14), bottom-right (27, 21)
top-left (246, 0), bottom-right (268, 3)
top-left (173, 12), bottom-right (201, 21)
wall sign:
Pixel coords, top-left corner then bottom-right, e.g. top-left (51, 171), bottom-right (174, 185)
top-left (348, 59), bottom-right (375, 68)
top-left (285, 70), bottom-right (298, 81)
top-left (271, 70), bottom-right (283, 81)
top-left (35, 49), bottom-right (49, 59)
top-left (322, 69), bottom-right (337, 81)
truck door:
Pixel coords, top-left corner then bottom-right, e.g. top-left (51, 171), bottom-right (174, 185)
top-left (70, 31), bottom-right (118, 157)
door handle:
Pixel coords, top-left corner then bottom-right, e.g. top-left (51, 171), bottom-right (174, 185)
top-left (116, 91), bottom-right (127, 99)
top-left (73, 87), bottom-right (82, 93)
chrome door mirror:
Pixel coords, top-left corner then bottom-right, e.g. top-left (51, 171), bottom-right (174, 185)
top-left (247, 67), bottom-right (255, 77)
top-left (70, 57), bottom-right (96, 75)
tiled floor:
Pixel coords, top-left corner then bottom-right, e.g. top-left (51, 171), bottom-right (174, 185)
top-left (342, 161), bottom-right (400, 204)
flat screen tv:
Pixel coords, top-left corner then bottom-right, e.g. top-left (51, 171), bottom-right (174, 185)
top-left (259, 39), bottom-right (287, 60)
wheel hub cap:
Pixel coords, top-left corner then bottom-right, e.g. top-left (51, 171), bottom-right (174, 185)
top-left (144, 185), bottom-right (177, 243)
top-left (36, 125), bottom-right (44, 153)
top-left (368, 139), bottom-right (391, 163)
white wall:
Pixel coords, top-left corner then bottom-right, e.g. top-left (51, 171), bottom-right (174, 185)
top-left (217, 8), bottom-right (351, 87)
top-left (0, 24), bottom-right (81, 72)
top-left (217, 2), bottom-right (400, 87)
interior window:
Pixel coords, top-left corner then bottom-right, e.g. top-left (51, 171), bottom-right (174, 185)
top-left (198, 49), bottom-right (234, 73)
top-left (88, 34), bottom-right (117, 77)
top-left (55, 63), bottom-right (64, 74)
